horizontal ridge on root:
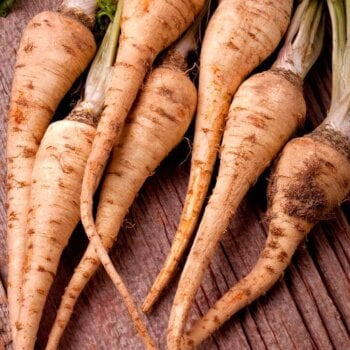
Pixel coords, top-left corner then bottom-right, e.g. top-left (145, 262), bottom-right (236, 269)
top-left (311, 125), bottom-right (350, 161)
top-left (58, 5), bottom-right (95, 29)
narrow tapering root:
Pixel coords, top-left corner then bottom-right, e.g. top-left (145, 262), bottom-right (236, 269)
top-left (81, 213), bottom-right (157, 350)
top-left (182, 132), bottom-right (350, 348)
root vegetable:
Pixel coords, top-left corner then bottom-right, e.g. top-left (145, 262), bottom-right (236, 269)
top-left (48, 21), bottom-right (201, 347)
top-left (183, 1), bottom-right (350, 348)
top-left (13, 5), bottom-right (121, 347)
top-left (80, 0), bottom-right (206, 268)
top-left (7, 1), bottom-right (96, 340)
top-left (165, 1), bottom-right (325, 348)
top-left (143, 0), bottom-right (293, 312)
top-left (183, 133), bottom-right (350, 349)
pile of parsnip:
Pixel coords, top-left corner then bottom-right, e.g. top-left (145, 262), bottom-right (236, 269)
top-left (6, 0), bottom-right (350, 349)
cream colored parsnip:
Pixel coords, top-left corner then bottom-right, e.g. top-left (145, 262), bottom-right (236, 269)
top-left (13, 6), bottom-right (121, 348)
top-left (80, 0), bottom-right (206, 270)
top-left (7, 3), bottom-right (96, 342)
top-left (183, 0), bottom-right (350, 346)
top-left (49, 57), bottom-right (197, 350)
top-left (166, 1), bottom-right (325, 348)
top-left (144, 0), bottom-right (293, 312)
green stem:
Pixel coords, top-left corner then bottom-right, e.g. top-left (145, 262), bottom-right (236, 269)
top-left (69, 0), bottom-right (123, 120)
top-left (97, 0), bottom-right (118, 26)
top-left (273, 0), bottom-right (325, 79)
top-left (0, 0), bottom-right (15, 17)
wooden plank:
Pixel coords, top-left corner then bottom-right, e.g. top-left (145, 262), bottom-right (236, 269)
top-left (1, 1), bottom-right (350, 350)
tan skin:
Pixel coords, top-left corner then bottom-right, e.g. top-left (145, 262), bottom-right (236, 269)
top-left (143, 0), bottom-right (293, 313)
top-left (6, 9), bottom-right (96, 341)
top-left (166, 68), bottom-right (306, 350)
top-left (183, 131), bottom-right (350, 348)
top-left (80, 0), bottom-right (205, 269)
top-left (48, 62), bottom-right (197, 349)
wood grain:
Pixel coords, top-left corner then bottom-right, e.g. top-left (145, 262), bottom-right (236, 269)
top-left (0, 1), bottom-right (349, 349)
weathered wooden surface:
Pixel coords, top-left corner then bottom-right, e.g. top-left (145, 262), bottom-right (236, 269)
top-left (0, 1), bottom-right (350, 349)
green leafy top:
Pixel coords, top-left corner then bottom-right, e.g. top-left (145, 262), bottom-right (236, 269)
top-left (77, 0), bottom-right (123, 116)
top-left (97, 0), bottom-right (117, 29)
top-left (0, 0), bottom-right (15, 17)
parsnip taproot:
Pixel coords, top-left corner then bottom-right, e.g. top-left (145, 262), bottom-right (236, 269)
top-left (48, 17), bottom-right (204, 347)
top-left (143, 0), bottom-right (293, 312)
top-left (182, 1), bottom-right (350, 348)
top-left (7, 0), bottom-right (96, 340)
top-left (165, 1), bottom-right (325, 348)
top-left (80, 0), bottom-right (205, 269)
top-left (13, 5), bottom-right (122, 348)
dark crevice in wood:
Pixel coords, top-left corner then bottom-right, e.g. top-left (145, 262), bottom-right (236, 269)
top-left (239, 318), bottom-right (254, 350)
top-left (307, 238), bottom-right (350, 335)
top-left (169, 172), bottom-right (186, 207)
top-left (255, 303), bottom-right (280, 348)
top-left (321, 221), bottom-right (350, 283)
top-left (294, 261), bottom-right (339, 349)
top-left (288, 266), bottom-right (329, 349)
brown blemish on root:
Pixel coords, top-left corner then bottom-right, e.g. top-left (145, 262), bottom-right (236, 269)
top-left (62, 44), bottom-right (75, 56)
top-left (23, 41), bottom-right (35, 53)
top-left (160, 48), bottom-right (187, 72)
top-left (157, 86), bottom-right (174, 100)
top-left (270, 68), bottom-right (303, 90)
top-left (64, 143), bottom-right (76, 151)
top-left (27, 229), bottom-right (35, 236)
top-left (187, 339), bottom-right (195, 348)
top-left (247, 114), bottom-right (267, 129)
top-left (242, 288), bottom-right (252, 296)
top-left (43, 19), bottom-right (52, 27)
top-left (277, 250), bottom-right (288, 263)
top-left (150, 105), bottom-right (178, 123)
top-left (226, 40), bottom-right (239, 51)
top-left (267, 240), bottom-right (279, 250)
top-left (26, 81), bottom-right (34, 90)
top-left (30, 22), bottom-right (41, 28)
top-left (12, 109), bottom-right (26, 124)
top-left (262, 250), bottom-right (272, 259)
top-left (270, 225), bottom-right (285, 237)
top-left (38, 265), bottom-right (55, 279)
top-left (8, 211), bottom-right (17, 221)
top-left (245, 134), bottom-right (257, 143)
top-left (22, 147), bottom-right (36, 158)
top-left (49, 219), bottom-right (62, 225)
top-left (58, 5), bottom-right (95, 29)
top-left (15, 322), bottom-right (23, 331)
top-left (15, 93), bottom-right (29, 108)
top-left (49, 237), bottom-right (59, 244)
top-left (283, 159), bottom-right (328, 223)
top-left (265, 265), bottom-right (276, 274)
